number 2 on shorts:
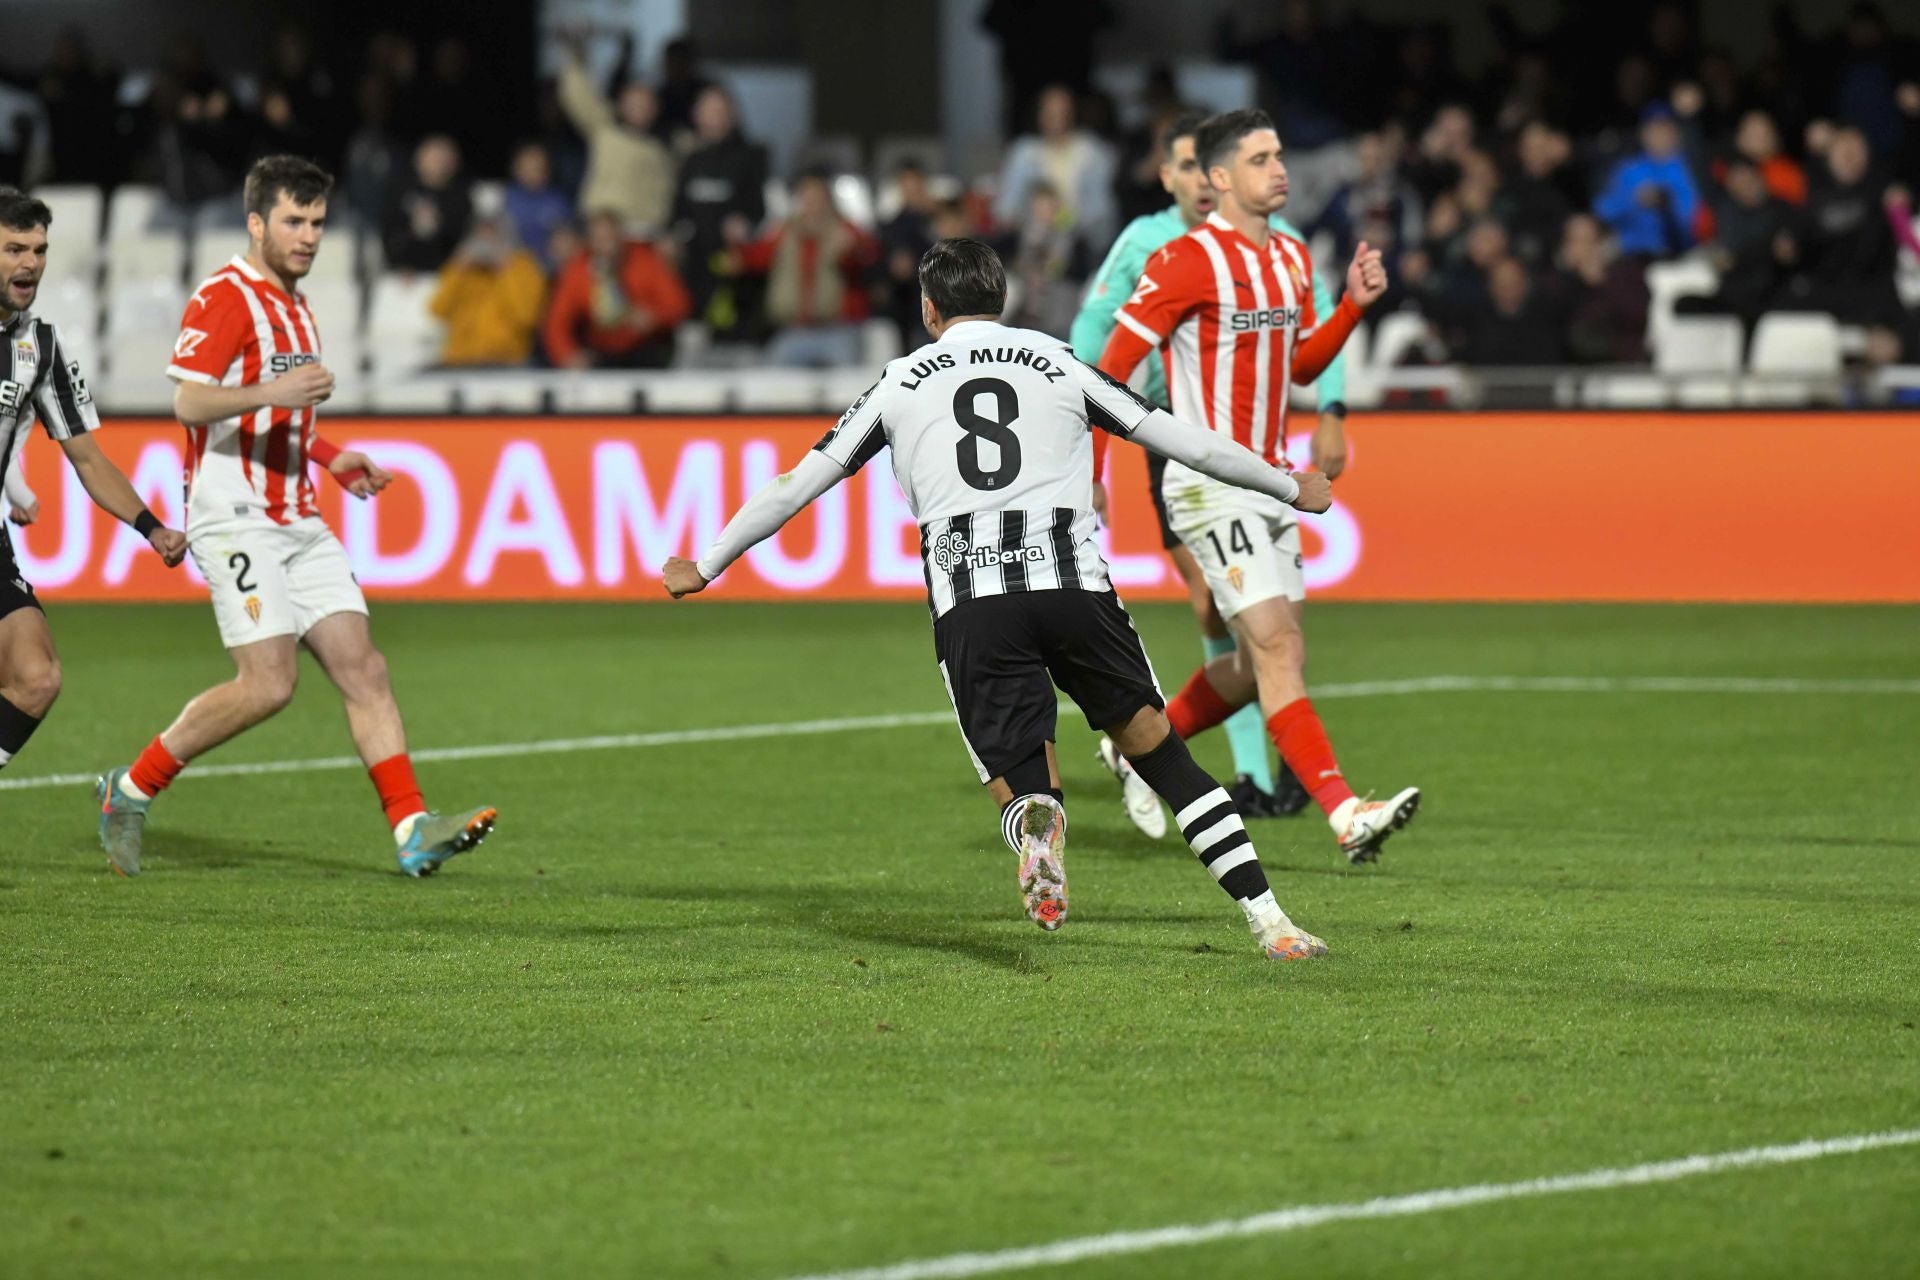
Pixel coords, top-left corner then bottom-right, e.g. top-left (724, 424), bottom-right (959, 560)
top-left (229, 551), bottom-right (258, 593)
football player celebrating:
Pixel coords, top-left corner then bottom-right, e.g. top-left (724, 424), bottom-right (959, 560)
top-left (666, 238), bottom-right (1338, 961)
top-left (1072, 108), bottom-right (1349, 826)
top-left (1096, 111), bottom-right (1420, 865)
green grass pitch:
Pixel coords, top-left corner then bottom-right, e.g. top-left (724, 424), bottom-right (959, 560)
top-left (3, 601), bottom-right (1917, 1278)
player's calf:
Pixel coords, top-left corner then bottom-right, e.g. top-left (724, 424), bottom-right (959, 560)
top-left (1112, 712), bottom-right (1325, 960)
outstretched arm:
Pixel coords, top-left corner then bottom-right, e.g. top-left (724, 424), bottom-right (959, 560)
top-left (1129, 410), bottom-right (1327, 512)
top-left (666, 450), bottom-right (849, 595)
top-left (1073, 357), bottom-right (1329, 513)
top-left (669, 375), bottom-right (891, 596)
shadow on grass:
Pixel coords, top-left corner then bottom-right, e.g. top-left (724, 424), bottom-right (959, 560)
top-left (121, 829), bottom-right (383, 878)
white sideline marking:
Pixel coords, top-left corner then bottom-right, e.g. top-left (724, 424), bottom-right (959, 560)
top-left (4, 674), bottom-right (1915, 794)
top-left (775, 1128), bottom-right (1920, 1280)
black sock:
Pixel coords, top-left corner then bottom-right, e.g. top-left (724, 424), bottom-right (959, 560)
top-left (0, 695), bottom-right (42, 769)
top-left (1127, 732), bottom-right (1272, 904)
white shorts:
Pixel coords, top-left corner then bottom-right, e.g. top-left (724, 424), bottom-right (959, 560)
top-left (189, 515), bottom-right (368, 649)
top-left (1161, 464), bottom-right (1305, 620)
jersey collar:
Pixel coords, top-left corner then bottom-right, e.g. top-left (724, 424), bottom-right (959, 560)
top-left (940, 319), bottom-right (1000, 341)
top-left (1204, 210), bottom-right (1272, 252)
top-left (227, 253), bottom-right (300, 303)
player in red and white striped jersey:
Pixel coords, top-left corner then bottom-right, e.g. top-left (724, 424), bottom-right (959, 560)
top-left (1096, 110), bottom-right (1420, 865)
top-left (95, 156), bottom-right (496, 879)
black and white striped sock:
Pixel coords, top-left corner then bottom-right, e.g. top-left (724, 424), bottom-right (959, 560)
top-left (1125, 732), bottom-right (1280, 919)
top-left (1000, 791), bottom-right (1065, 855)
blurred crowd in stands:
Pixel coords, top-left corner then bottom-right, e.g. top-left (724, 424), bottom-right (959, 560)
top-left (2, 0), bottom-right (1917, 371)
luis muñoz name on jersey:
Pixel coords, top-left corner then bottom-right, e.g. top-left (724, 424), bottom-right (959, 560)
top-left (1230, 306), bottom-right (1303, 332)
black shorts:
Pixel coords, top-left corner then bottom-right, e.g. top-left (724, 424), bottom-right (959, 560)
top-left (1146, 451), bottom-right (1180, 551)
top-left (933, 588), bottom-right (1164, 782)
top-left (0, 530), bottom-right (41, 622)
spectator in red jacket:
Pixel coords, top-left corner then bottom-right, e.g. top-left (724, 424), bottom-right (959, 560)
top-left (729, 168), bottom-right (880, 367)
top-left (543, 209), bottom-right (692, 370)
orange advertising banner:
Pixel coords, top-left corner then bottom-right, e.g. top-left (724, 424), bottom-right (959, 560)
top-left (10, 413), bottom-right (1919, 603)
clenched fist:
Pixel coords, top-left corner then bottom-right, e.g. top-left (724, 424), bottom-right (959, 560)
top-left (663, 557), bottom-right (709, 599)
top-left (1346, 240), bottom-right (1388, 309)
top-left (1288, 470), bottom-right (1333, 514)
top-left (266, 363), bottom-right (335, 410)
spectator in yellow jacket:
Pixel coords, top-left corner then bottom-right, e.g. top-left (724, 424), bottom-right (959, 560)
top-left (429, 216), bottom-right (549, 367)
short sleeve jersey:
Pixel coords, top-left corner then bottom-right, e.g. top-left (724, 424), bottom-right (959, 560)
top-left (167, 256), bottom-right (324, 528)
top-left (1111, 212), bottom-right (1321, 468)
top-left (0, 311), bottom-right (97, 501)
top-left (812, 320), bottom-right (1156, 617)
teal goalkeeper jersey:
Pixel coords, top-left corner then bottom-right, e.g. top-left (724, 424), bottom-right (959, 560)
top-left (1069, 207), bottom-right (1347, 411)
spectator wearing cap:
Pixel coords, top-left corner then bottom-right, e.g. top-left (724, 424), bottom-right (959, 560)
top-left (1594, 103), bottom-right (1700, 258)
top-left (544, 209), bottom-right (692, 370)
top-left (430, 215), bottom-right (548, 367)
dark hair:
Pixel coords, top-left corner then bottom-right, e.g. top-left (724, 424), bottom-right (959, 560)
top-left (1163, 109), bottom-right (1212, 150)
top-left (1194, 108), bottom-right (1278, 173)
top-left (918, 237), bottom-right (1006, 321)
top-left (0, 187), bottom-right (52, 233)
top-left (244, 154), bottom-right (333, 221)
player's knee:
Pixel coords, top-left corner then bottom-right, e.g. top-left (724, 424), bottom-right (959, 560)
top-left (348, 646), bottom-right (392, 700)
top-left (244, 665), bottom-right (299, 715)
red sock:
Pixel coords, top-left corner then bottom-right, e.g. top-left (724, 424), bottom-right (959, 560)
top-left (368, 754), bottom-right (427, 831)
top-left (128, 736), bottom-right (186, 797)
top-left (1266, 697), bottom-right (1356, 816)
top-left (1165, 666), bottom-right (1240, 741)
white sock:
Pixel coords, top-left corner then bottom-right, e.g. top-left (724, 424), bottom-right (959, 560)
top-left (393, 812), bottom-right (424, 846)
top-left (118, 772), bottom-right (151, 801)
top-left (1328, 796), bottom-right (1360, 834)
top-left (1242, 889), bottom-right (1290, 933)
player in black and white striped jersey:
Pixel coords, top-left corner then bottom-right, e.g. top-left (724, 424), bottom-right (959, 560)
top-left (664, 238), bottom-right (1334, 961)
top-left (0, 188), bottom-right (188, 777)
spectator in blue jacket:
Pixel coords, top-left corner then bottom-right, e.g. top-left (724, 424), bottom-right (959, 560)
top-left (1594, 103), bottom-right (1700, 257)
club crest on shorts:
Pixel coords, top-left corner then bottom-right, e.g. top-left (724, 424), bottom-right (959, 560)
top-left (244, 595), bottom-right (262, 624)
top-left (1227, 566), bottom-right (1246, 593)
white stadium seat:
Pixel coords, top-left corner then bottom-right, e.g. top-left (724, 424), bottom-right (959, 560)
top-left (1644, 256), bottom-right (1719, 349)
top-left (33, 278), bottom-right (100, 373)
top-left (1744, 312), bottom-right (1843, 406)
top-left (364, 273), bottom-right (444, 379)
top-left (35, 185), bottom-right (104, 281)
top-left (99, 279), bottom-right (188, 412)
top-left (832, 174), bottom-right (875, 230)
top-left (105, 185), bottom-right (167, 241)
top-left (1654, 316), bottom-right (1742, 375)
top-left (1748, 312), bottom-right (1842, 377)
top-left (190, 230), bottom-right (250, 284)
top-left (106, 233), bottom-right (186, 289)
top-left (861, 318), bottom-right (902, 367)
